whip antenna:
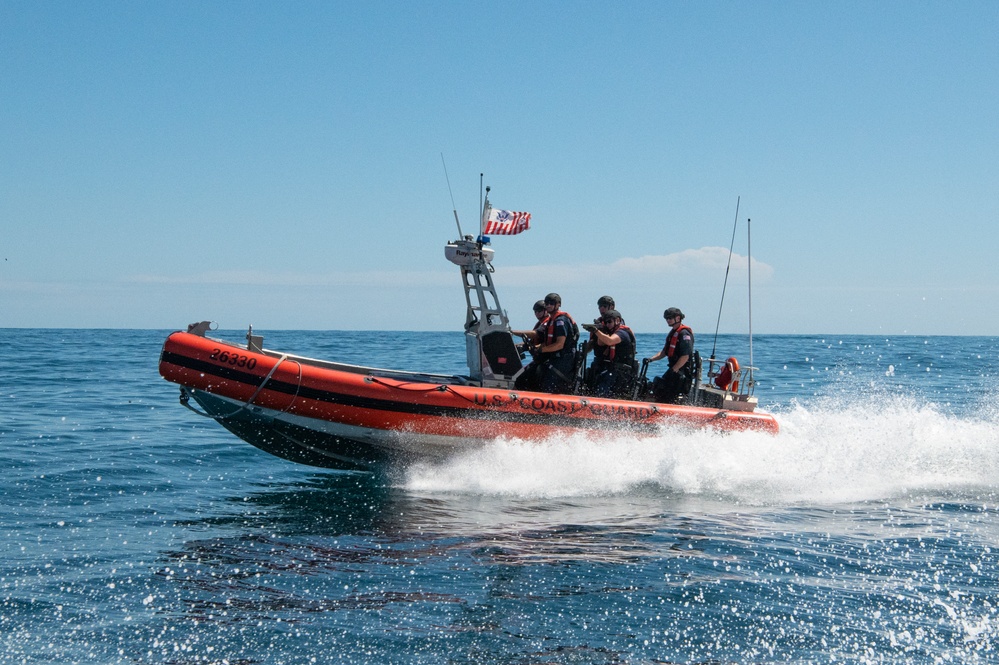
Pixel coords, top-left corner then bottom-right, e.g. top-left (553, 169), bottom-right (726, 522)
top-left (441, 154), bottom-right (463, 237)
top-left (747, 217), bottom-right (754, 388)
top-left (711, 196), bottom-right (740, 360)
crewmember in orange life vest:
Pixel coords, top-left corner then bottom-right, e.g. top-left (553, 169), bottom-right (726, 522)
top-left (584, 295), bottom-right (618, 353)
top-left (645, 307), bottom-right (694, 404)
top-left (512, 300), bottom-right (549, 351)
top-left (582, 309), bottom-right (637, 398)
top-left (536, 292), bottom-right (578, 394)
top-left (593, 295), bottom-right (616, 325)
top-left (511, 300), bottom-right (549, 391)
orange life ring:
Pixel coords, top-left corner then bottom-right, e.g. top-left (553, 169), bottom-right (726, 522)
top-left (714, 357), bottom-right (740, 391)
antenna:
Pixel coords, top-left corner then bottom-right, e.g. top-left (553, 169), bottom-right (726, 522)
top-left (711, 197), bottom-right (740, 360)
top-left (747, 217), bottom-right (754, 390)
top-left (441, 154), bottom-right (463, 237)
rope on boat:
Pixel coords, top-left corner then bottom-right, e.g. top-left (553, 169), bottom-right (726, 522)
top-left (241, 354), bottom-right (290, 410)
top-left (366, 375), bottom-right (505, 407)
top-left (280, 357), bottom-right (304, 414)
top-left (442, 386), bottom-right (484, 406)
top-left (178, 354), bottom-right (302, 420)
top-left (365, 375), bottom-right (511, 407)
top-left (362, 376), bottom-right (665, 412)
top-left (178, 388), bottom-right (216, 419)
top-left (365, 376), bottom-right (449, 393)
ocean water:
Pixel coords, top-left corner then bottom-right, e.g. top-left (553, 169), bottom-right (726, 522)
top-left (2, 328), bottom-right (999, 664)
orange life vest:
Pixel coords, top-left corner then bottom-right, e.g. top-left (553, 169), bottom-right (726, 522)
top-left (665, 324), bottom-right (694, 360)
top-left (596, 324), bottom-right (636, 365)
top-left (543, 311), bottom-right (579, 351)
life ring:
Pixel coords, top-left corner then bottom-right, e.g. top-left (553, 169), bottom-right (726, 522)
top-left (714, 356), bottom-right (740, 391)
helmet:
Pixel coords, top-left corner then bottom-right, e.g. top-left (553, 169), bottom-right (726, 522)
top-left (533, 300), bottom-right (546, 312)
top-left (663, 307), bottom-right (684, 321)
top-left (603, 309), bottom-right (622, 322)
top-left (597, 295), bottom-right (615, 308)
top-left (544, 293), bottom-right (561, 306)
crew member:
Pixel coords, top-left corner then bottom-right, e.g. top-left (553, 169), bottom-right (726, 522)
top-left (645, 307), bottom-right (694, 404)
top-left (583, 309), bottom-right (637, 398)
top-left (512, 300), bottom-right (548, 391)
top-left (537, 293), bottom-right (578, 394)
top-left (595, 295), bottom-right (615, 323)
top-left (585, 295), bottom-right (618, 353)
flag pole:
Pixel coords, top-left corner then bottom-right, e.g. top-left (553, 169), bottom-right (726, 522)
top-left (480, 179), bottom-right (490, 240)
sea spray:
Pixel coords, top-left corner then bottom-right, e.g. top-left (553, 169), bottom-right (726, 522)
top-left (404, 390), bottom-right (999, 505)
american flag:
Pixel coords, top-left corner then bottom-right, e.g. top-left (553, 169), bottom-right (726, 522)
top-left (483, 208), bottom-right (532, 235)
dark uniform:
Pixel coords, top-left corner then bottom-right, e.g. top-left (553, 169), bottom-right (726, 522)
top-left (652, 308), bottom-right (695, 404)
top-left (532, 293), bottom-right (578, 395)
top-left (588, 310), bottom-right (637, 398)
top-left (538, 310), bottom-right (578, 394)
top-left (515, 302), bottom-right (549, 391)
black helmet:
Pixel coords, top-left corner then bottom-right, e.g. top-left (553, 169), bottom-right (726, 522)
top-left (603, 309), bottom-right (622, 322)
top-left (663, 307), bottom-right (684, 321)
top-left (544, 292), bottom-right (561, 306)
top-left (597, 295), bottom-right (615, 308)
top-left (533, 300), bottom-right (546, 312)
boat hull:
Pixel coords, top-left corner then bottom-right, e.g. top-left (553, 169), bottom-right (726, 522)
top-left (159, 331), bottom-right (780, 471)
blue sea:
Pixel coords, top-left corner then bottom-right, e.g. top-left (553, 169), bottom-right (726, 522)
top-left (3, 329), bottom-right (999, 664)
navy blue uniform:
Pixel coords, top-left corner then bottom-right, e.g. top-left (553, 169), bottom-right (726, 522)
top-left (653, 325), bottom-right (694, 404)
top-left (539, 312), bottom-right (577, 394)
top-left (589, 326), bottom-right (637, 398)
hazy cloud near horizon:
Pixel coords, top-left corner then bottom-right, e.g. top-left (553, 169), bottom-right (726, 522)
top-left (123, 248), bottom-right (769, 288)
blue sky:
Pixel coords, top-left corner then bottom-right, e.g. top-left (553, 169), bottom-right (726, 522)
top-left (2, 1), bottom-right (997, 335)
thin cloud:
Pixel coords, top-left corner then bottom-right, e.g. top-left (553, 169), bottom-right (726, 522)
top-left (126, 247), bottom-right (772, 289)
top-left (614, 247), bottom-right (766, 275)
top-left (500, 247), bottom-right (773, 285)
top-left (129, 269), bottom-right (453, 288)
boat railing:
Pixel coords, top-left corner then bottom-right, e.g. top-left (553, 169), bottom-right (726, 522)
top-left (255, 344), bottom-right (469, 385)
top-left (692, 356), bottom-right (758, 411)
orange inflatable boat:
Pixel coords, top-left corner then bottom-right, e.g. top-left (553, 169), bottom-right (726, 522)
top-left (159, 327), bottom-right (778, 471)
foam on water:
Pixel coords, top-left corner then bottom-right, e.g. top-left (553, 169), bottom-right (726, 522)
top-left (404, 391), bottom-right (999, 504)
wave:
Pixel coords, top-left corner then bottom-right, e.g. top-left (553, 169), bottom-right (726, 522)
top-left (402, 392), bottom-right (999, 504)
